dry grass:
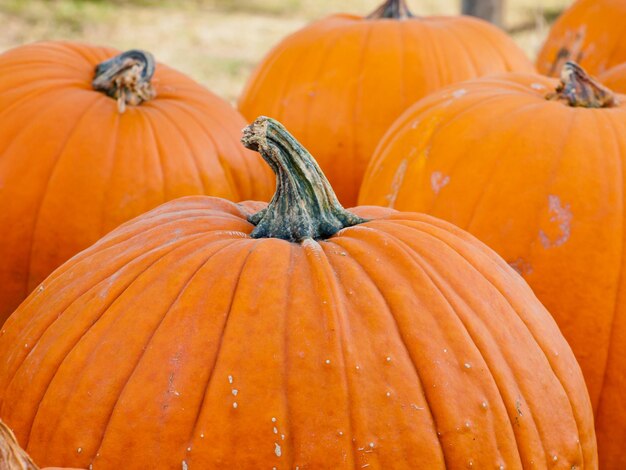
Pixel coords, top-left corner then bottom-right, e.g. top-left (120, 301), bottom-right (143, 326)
top-left (0, 0), bottom-right (570, 102)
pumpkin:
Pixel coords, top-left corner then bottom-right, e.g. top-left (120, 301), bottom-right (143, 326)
top-left (0, 41), bottom-right (274, 323)
top-left (238, 0), bottom-right (534, 207)
top-left (537, 0), bottom-right (626, 77)
top-left (599, 62), bottom-right (626, 92)
top-left (359, 62), bottom-right (622, 468)
top-left (0, 117), bottom-right (596, 469)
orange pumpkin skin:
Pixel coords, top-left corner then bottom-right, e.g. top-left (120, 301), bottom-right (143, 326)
top-left (0, 41), bottom-right (274, 323)
top-left (537, 0), bottom-right (626, 77)
top-left (359, 70), bottom-right (623, 468)
top-left (0, 195), bottom-right (597, 468)
top-left (600, 62), bottom-right (626, 92)
top-left (238, 6), bottom-right (533, 206)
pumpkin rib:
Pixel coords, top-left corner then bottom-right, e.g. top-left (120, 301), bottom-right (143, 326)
top-left (414, 221), bottom-right (590, 467)
top-left (441, 23), bottom-right (481, 77)
top-left (11, 233), bottom-right (217, 447)
top-left (326, 233), bottom-right (449, 467)
top-left (96, 107), bottom-right (121, 237)
top-left (141, 109), bottom-right (168, 201)
top-left (160, 101), bottom-right (241, 199)
top-left (350, 22), bottom-right (375, 196)
top-left (465, 100), bottom-right (570, 232)
top-left (593, 112), bottom-right (625, 414)
top-left (22, 94), bottom-right (103, 294)
top-left (299, 23), bottom-right (346, 150)
top-left (175, 239), bottom-right (259, 455)
top-left (459, 19), bottom-right (511, 71)
top-left (359, 224), bottom-right (528, 466)
top-left (84, 238), bottom-right (249, 463)
top-left (305, 240), bottom-right (359, 469)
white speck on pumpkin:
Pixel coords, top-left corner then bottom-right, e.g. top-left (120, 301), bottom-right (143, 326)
top-left (338, 431), bottom-right (344, 436)
top-left (24, 344), bottom-right (28, 348)
top-left (552, 455), bottom-right (558, 462)
top-left (233, 402), bottom-right (238, 409)
top-left (481, 401), bottom-right (489, 409)
top-left (325, 359), bottom-right (331, 365)
top-left (272, 417), bottom-right (277, 423)
top-left (281, 434), bottom-right (285, 440)
top-left (273, 427), bottom-right (278, 434)
top-left (386, 391), bottom-right (391, 397)
top-left (182, 461), bottom-right (188, 470)
top-left (411, 403), bottom-right (424, 410)
top-left (200, 433), bottom-right (205, 438)
top-left (531, 83), bottom-right (546, 90)
top-left (386, 356), bottom-right (392, 363)
top-left (369, 442), bottom-right (375, 449)
top-left (187, 446), bottom-right (191, 452)
top-left (539, 195), bottom-right (572, 248)
top-left (274, 443), bottom-right (282, 457)
top-left (452, 89), bottom-right (467, 99)
top-left (232, 389), bottom-right (238, 396)
top-left (77, 447), bottom-right (82, 454)
top-left (228, 375), bottom-right (233, 384)
top-left (464, 362), bottom-right (472, 369)
top-left (431, 171), bottom-right (450, 195)
top-left (355, 365), bottom-right (361, 371)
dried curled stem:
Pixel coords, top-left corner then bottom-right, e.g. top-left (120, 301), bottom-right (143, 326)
top-left (92, 49), bottom-right (157, 113)
top-left (547, 61), bottom-right (619, 108)
top-left (0, 421), bottom-right (38, 470)
top-left (242, 117), bottom-right (366, 242)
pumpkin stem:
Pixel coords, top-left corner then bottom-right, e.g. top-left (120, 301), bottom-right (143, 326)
top-left (546, 61), bottom-right (619, 108)
top-left (92, 49), bottom-right (157, 113)
top-left (241, 117), bottom-right (366, 242)
top-left (367, 0), bottom-right (414, 19)
top-left (0, 420), bottom-right (39, 470)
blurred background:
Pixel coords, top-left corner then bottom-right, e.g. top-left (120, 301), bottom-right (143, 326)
top-left (0, 0), bottom-right (570, 102)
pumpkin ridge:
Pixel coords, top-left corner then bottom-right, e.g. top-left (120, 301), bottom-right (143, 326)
top-left (22, 94), bottom-right (103, 296)
top-left (142, 109), bottom-right (168, 201)
top-left (464, 99), bottom-right (570, 232)
top-left (350, 22), bottom-right (376, 198)
top-left (84, 238), bottom-right (250, 464)
top-left (593, 112), bottom-right (626, 416)
top-left (411, 222), bottom-right (591, 467)
top-left (9, 233), bottom-right (217, 448)
top-left (303, 240), bottom-right (359, 468)
top-left (323, 234), bottom-right (449, 466)
top-left (155, 239), bottom-right (258, 468)
top-left (345, 224), bottom-right (527, 466)
top-left (95, 104), bottom-right (121, 238)
top-left (159, 101), bottom-right (240, 199)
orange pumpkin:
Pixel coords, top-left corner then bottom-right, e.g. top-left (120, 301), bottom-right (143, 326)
top-left (0, 117), bottom-right (596, 469)
top-left (360, 62), bottom-right (622, 468)
top-left (0, 41), bottom-right (274, 323)
top-left (238, 0), bottom-right (534, 206)
top-left (600, 62), bottom-right (626, 92)
top-left (537, 0), bottom-right (626, 77)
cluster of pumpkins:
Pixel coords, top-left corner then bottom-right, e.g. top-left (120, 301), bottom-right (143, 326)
top-left (1, 0), bottom-right (625, 468)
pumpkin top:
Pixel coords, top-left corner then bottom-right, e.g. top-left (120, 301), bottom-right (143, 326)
top-left (243, 117), bottom-right (366, 242)
top-left (366, 0), bottom-right (414, 19)
top-left (91, 49), bottom-right (156, 113)
top-left (547, 61), bottom-right (619, 108)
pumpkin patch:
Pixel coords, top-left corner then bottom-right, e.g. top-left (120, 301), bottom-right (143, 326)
top-left (0, 41), bottom-right (274, 323)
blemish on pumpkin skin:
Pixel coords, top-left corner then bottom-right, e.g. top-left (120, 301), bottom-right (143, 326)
top-left (385, 159), bottom-right (408, 208)
top-left (431, 171), bottom-right (450, 195)
top-left (452, 89), bottom-right (467, 99)
top-left (508, 258), bottom-right (533, 276)
top-left (539, 195), bottom-right (572, 248)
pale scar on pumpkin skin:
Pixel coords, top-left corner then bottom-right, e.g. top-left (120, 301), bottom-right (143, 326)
top-left (430, 171), bottom-right (450, 195)
top-left (385, 158), bottom-right (408, 208)
top-left (539, 194), bottom-right (572, 248)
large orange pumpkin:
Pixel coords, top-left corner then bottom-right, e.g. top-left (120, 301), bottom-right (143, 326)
top-left (359, 62), bottom-right (623, 468)
top-left (537, 0), bottom-right (626, 77)
top-left (238, 0), bottom-right (534, 206)
top-left (0, 117), bottom-right (596, 469)
top-left (0, 41), bottom-right (274, 323)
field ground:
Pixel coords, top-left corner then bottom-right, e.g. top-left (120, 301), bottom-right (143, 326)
top-left (0, 0), bottom-right (571, 102)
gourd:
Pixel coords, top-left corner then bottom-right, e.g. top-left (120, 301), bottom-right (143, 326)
top-left (0, 117), bottom-right (596, 469)
top-left (0, 41), bottom-right (273, 322)
top-left (360, 62), bottom-right (622, 468)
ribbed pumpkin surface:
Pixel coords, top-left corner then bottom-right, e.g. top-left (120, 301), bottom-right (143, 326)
top-left (359, 71), bottom-right (623, 468)
top-left (0, 41), bottom-right (273, 322)
top-left (239, 11), bottom-right (533, 206)
top-left (0, 196), bottom-right (595, 469)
